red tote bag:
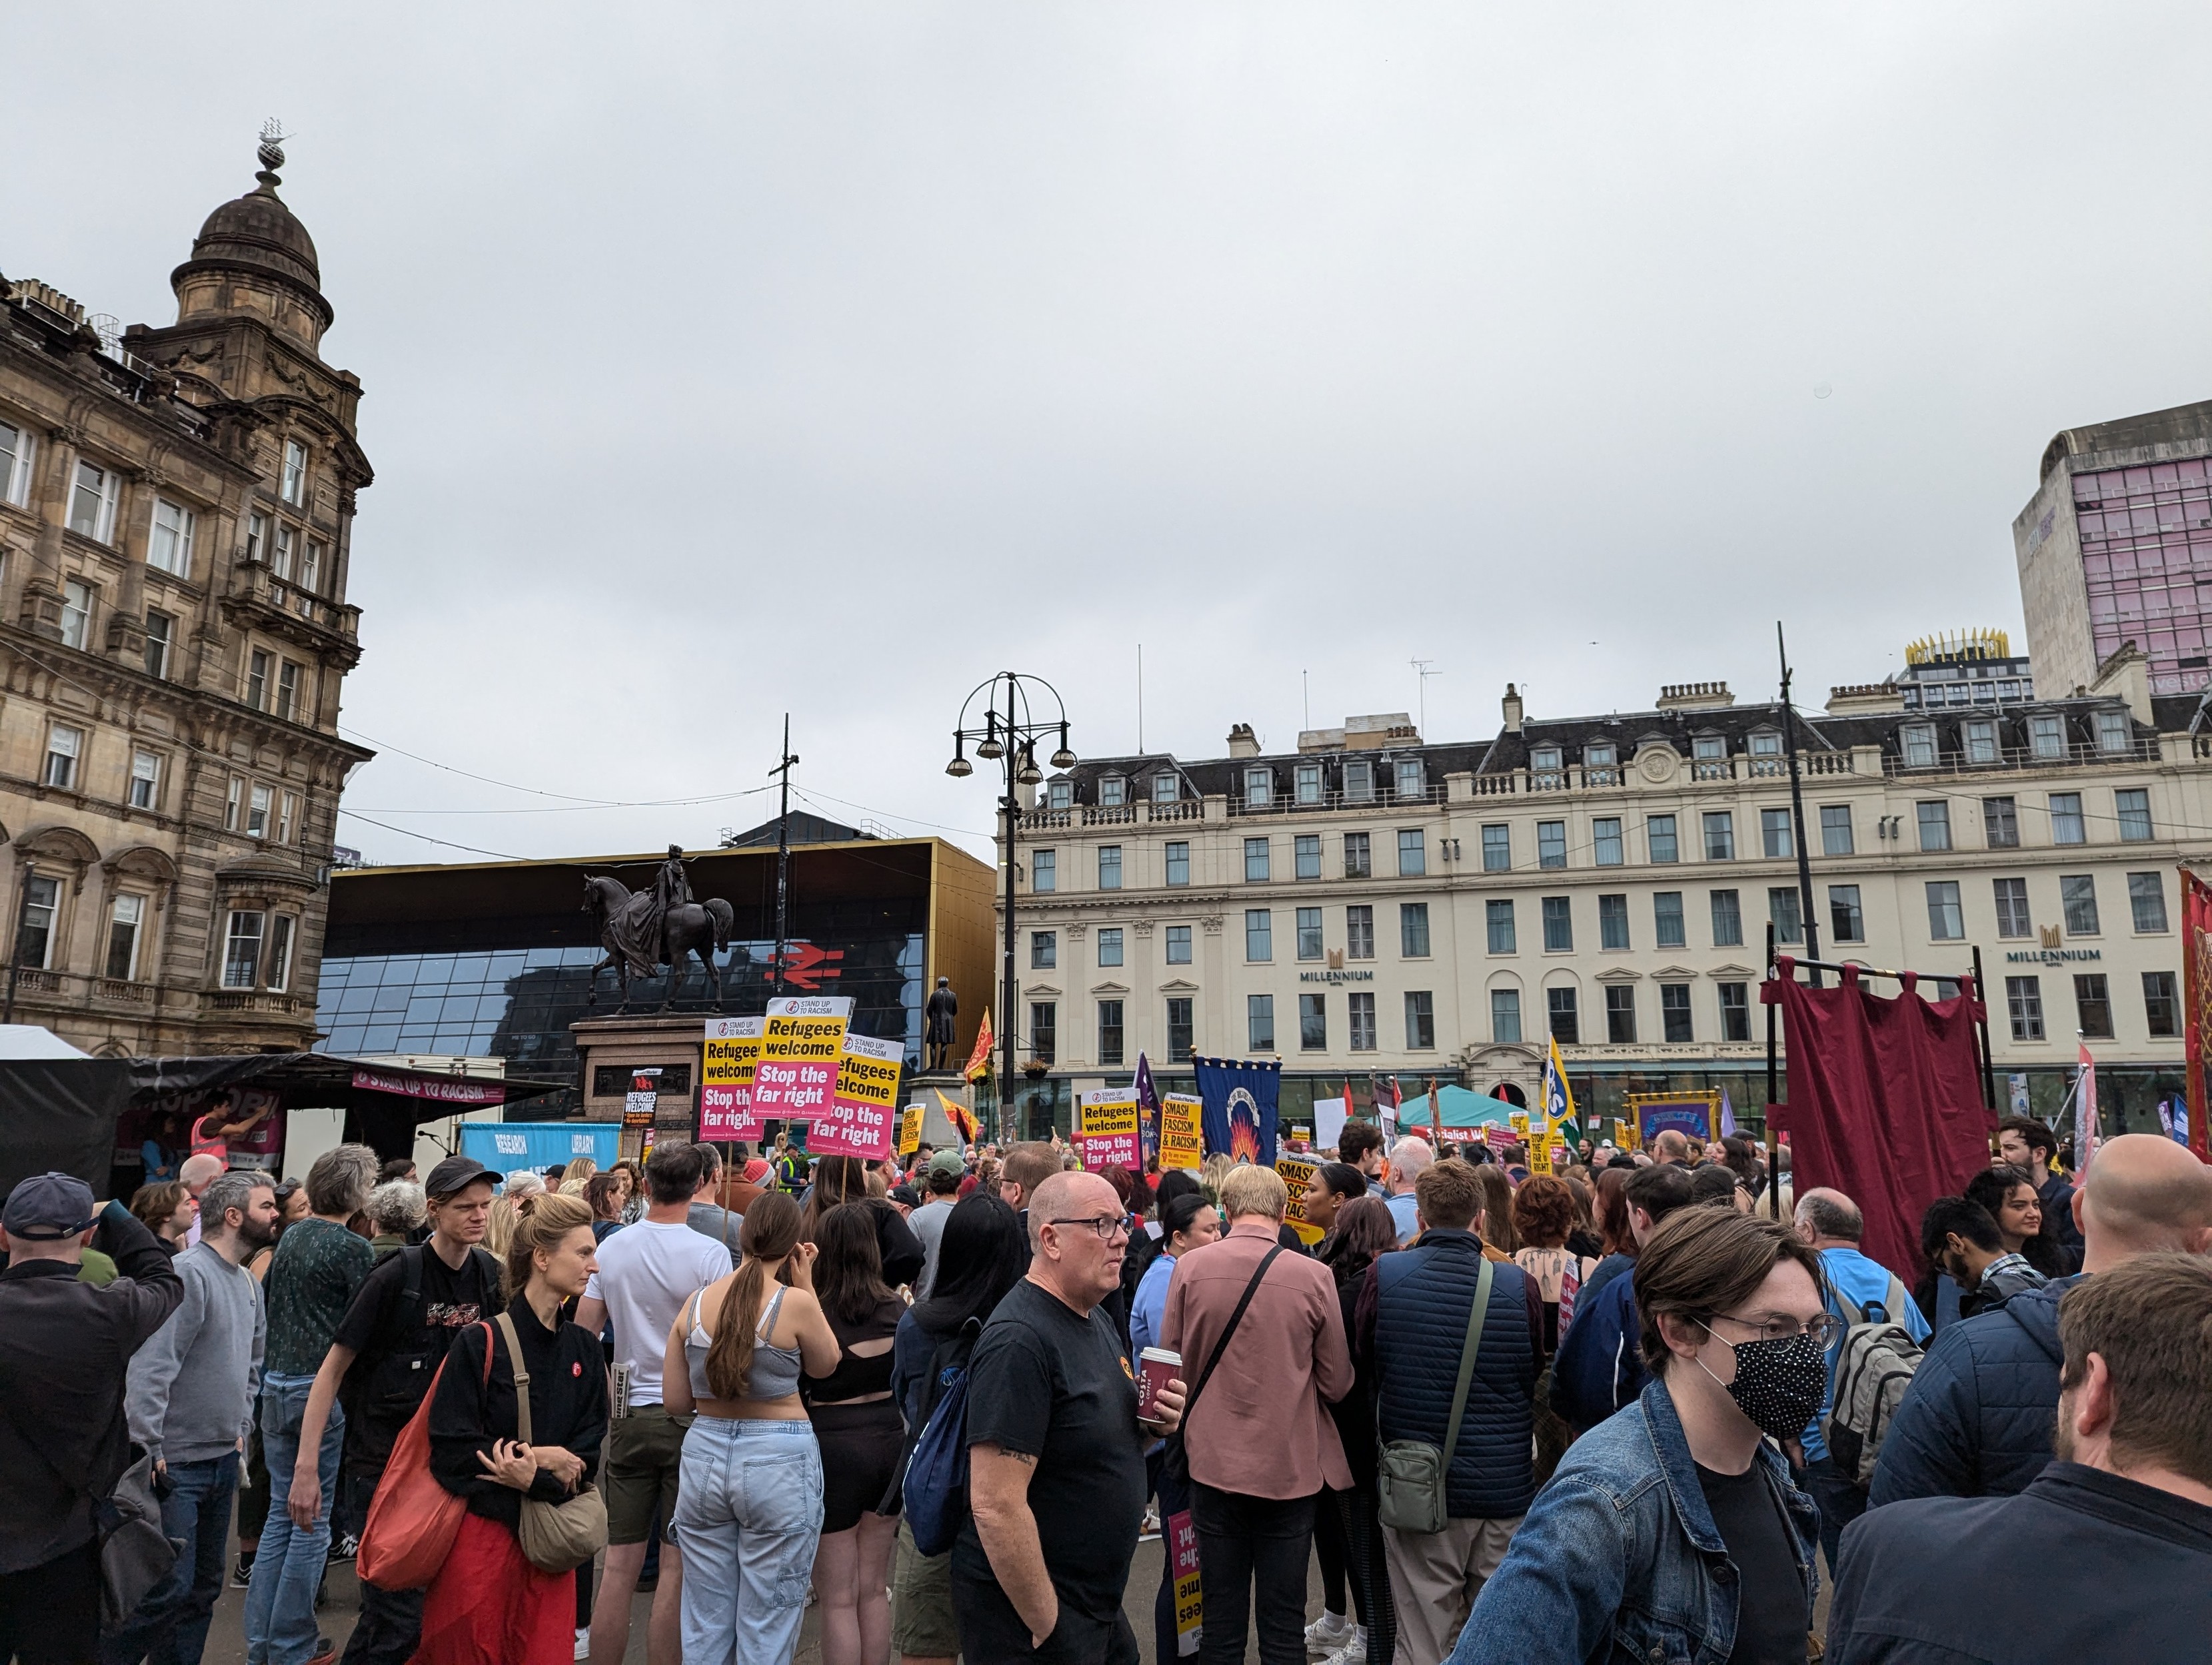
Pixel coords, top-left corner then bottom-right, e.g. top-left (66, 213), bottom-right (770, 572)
top-left (357, 1324), bottom-right (491, 1591)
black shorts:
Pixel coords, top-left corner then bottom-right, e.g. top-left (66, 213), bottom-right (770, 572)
top-left (810, 1400), bottom-right (905, 1535)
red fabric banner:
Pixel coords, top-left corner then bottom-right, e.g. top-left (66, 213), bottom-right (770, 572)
top-left (2183, 868), bottom-right (2212, 1164)
top-left (1762, 959), bottom-right (1995, 1277)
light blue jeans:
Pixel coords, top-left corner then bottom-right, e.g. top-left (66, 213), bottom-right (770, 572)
top-left (245, 1373), bottom-right (345, 1665)
top-left (673, 1416), bottom-right (824, 1665)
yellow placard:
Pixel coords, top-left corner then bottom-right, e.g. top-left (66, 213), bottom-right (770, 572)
top-left (897, 1105), bottom-right (924, 1157)
top-left (1276, 1156), bottom-right (1326, 1243)
top-left (1529, 1132), bottom-right (1554, 1176)
top-left (1160, 1093), bottom-right (1203, 1171)
top-left (1076, 1093), bottom-right (1142, 1171)
top-left (1509, 1111), bottom-right (1531, 1143)
top-left (703, 1018), bottom-right (762, 1089)
top-left (834, 1035), bottom-right (904, 1114)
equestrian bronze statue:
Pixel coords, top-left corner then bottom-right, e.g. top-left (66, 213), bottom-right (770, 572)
top-left (582, 845), bottom-right (734, 1009)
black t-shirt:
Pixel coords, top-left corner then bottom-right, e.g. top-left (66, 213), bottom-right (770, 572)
top-left (1695, 1461), bottom-right (1808, 1665)
top-left (952, 1278), bottom-right (1149, 1624)
top-left (333, 1243), bottom-right (503, 1469)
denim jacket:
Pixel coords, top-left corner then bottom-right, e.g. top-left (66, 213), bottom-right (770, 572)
top-left (1447, 1379), bottom-right (1818, 1665)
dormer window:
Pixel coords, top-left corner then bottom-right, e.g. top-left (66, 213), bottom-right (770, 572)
top-left (1586, 743), bottom-right (1616, 767)
top-left (2095, 710), bottom-right (2131, 753)
top-left (1046, 780), bottom-right (1072, 811)
top-left (1901, 723), bottom-right (1937, 768)
top-left (1963, 719), bottom-right (1998, 764)
top-left (1151, 773), bottom-right (1178, 804)
top-left (1098, 774), bottom-right (1126, 807)
top-left (1396, 759), bottom-right (1425, 800)
top-left (2029, 715), bottom-right (2065, 761)
top-left (1343, 758), bottom-right (1374, 802)
top-left (1294, 763), bottom-right (1322, 806)
top-left (1532, 746), bottom-right (1562, 771)
top-left (1692, 735), bottom-right (1725, 760)
top-left (1244, 766), bottom-right (1272, 808)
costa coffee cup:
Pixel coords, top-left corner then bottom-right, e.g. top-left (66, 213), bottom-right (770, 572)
top-left (1137, 1347), bottom-right (1182, 1422)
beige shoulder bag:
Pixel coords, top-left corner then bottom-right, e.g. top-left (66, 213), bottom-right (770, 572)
top-left (493, 1311), bottom-right (609, 1574)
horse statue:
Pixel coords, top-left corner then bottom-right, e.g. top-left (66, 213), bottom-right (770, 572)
top-left (582, 863), bottom-right (734, 1011)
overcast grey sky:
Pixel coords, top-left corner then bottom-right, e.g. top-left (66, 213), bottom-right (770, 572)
top-left (8, 4), bottom-right (2209, 867)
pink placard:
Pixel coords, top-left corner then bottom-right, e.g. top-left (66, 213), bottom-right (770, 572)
top-left (698, 1085), bottom-right (760, 1141)
top-left (805, 1034), bottom-right (903, 1160)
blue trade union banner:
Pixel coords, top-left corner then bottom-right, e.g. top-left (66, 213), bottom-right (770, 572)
top-left (1194, 1057), bottom-right (1280, 1167)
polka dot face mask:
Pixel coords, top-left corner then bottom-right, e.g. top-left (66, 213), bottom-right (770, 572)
top-left (1699, 1329), bottom-right (1829, 1442)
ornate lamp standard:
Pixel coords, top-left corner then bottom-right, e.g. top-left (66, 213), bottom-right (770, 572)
top-left (947, 672), bottom-right (1076, 1139)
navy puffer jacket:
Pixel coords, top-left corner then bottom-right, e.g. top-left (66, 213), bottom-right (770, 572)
top-left (1868, 1275), bottom-right (2078, 1506)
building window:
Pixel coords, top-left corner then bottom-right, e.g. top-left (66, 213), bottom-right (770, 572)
top-left (1532, 744), bottom-right (1563, 780)
top-left (225, 776), bottom-right (243, 832)
top-left (1926, 881), bottom-right (1965, 940)
top-left (104, 893), bottom-right (144, 981)
top-left (277, 792), bottom-right (297, 845)
top-left (2129, 872), bottom-right (2169, 933)
top-left (1244, 837), bottom-right (1270, 882)
top-left (2029, 715), bottom-right (2065, 761)
top-left (247, 649), bottom-right (271, 712)
top-left (1344, 759), bottom-right (1374, 802)
top-left (1348, 991), bottom-right (1377, 1051)
top-left (1769, 887), bottom-right (1803, 945)
top-left (1703, 811), bottom-right (1735, 861)
top-left (1165, 924), bottom-right (1192, 965)
top-left (1828, 884), bottom-right (1863, 943)
top-left (1491, 987), bottom-right (1522, 1043)
top-left (1294, 764), bottom-right (1322, 806)
top-left (1295, 834), bottom-right (1322, 880)
top-left (281, 439), bottom-right (309, 505)
top-left (1547, 987), bottom-right (1579, 1045)
top-left (1151, 772), bottom-right (1178, 805)
top-left (247, 784), bottom-right (272, 840)
top-left (2049, 793), bottom-right (2086, 845)
top-left (1605, 985), bottom-right (1637, 1045)
top-left (1245, 909), bottom-right (1272, 963)
top-left (1660, 983), bottom-right (1693, 1043)
top-left (1098, 1000), bottom-right (1125, 1066)
top-left (1993, 877), bottom-right (2031, 939)
top-left (69, 460), bottom-right (118, 542)
top-left (17, 873), bottom-right (61, 969)
top-left (1486, 899), bottom-right (1516, 955)
top-left (143, 609), bottom-right (175, 680)
top-left (1097, 927), bottom-right (1124, 967)
top-left (1748, 730), bottom-right (1783, 775)
top-left (276, 660), bottom-right (303, 723)
top-left (1710, 889), bottom-right (1743, 947)
top-left (1648, 814), bottom-right (1679, 863)
top-left (1405, 991), bottom-right (1435, 1050)
top-left (1598, 893), bottom-right (1630, 950)
top-left (299, 540), bottom-right (323, 597)
top-left (1819, 806), bottom-right (1853, 856)
top-left (1244, 767), bottom-right (1272, 809)
top-left (1401, 902), bottom-right (1432, 957)
top-left (1961, 718), bottom-right (1998, 764)
top-left (1300, 993), bottom-right (1328, 1051)
top-left (145, 499), bottom-right (196, 579)
top-left (1542, 895), bottom-right (1574, 953)
top-left (1099, 774), bottom-right (1126, 808)
top-left (2060, 875), bottom-right (2100, 936)
top-left (2075, 974), bottom-right (2113, 1039)
top-left (1031, 931), bottom-right (1056, 969)
top-left (129, 750), bottom-right (161, 810)
top-left (1046, 780), bottom-right (1072, 811)
top-left (1482, 824), bottom-right (1511, 871)
top-left (1719, 981), bottom-right (1750, 1042)
top-left (245, 511), bottom-right (267, 564)
top-left (1916, 801), bottom-right (1951, 851)
top-left (1537, 820), bottom-right (1567, 869)
top-left (1296, 907), bottom-right (1324, 961)
top-left (1032, 850), bottom-right (1056, 893)
top-left (2007, 975), bottom-right (2045, 1041)
top-left (1031, 1001), bottom-right (1057, 1065)
top-left (1654, 891), bottom-right (1685, 949)
top-left (2095, 710), bottom-right (2131, 753)
top-left (2115, 788), bottom-right (2153, 842)
top-left (1166, 996), bottom-right (1194, 1061)
top-left (267, 914), bottom-right (295, 992)
top-left (1984, 796), bottom-right (2019, 848)
top-left (1344, 832), bottom-right (1372, 879)
top-left (1346, 905), bottom-right (1375, 960)
top-left (59, 578), bottom-right (93, 650)
top-left (273, 524), bottom-right (295, 580)
top-left (1098, 845), bottom-right (1122, 889)
top-left (0, 420), bottom-right (33, 505)
top-left (1248, 994), bottom-right (1276, 1051)
top-left (1901, 723), bottom-right (1937, 768)
top-left (1165, 841), bottom-right (1190, 886)
top-left (1396, 759), bottom-right (1424, 800)
top-left (223, 910), bottom-right (265, 988)
top-left (2145, 972), bottom-right (2180, 1037)
top-left (1593, 818), bottom-right (1624, 866)
top-left (1761, 808), bottom-right (1794, 859)
top-left (43, 723), bottom-right (82, 790)
top-left (1397, 830), bottom-right (1426, 877)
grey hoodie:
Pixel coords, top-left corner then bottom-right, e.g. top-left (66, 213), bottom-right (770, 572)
top-left (125, 1240), bottom-right (265, 1465)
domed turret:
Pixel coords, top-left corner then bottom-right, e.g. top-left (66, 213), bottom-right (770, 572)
top-left (170, 128), bottom-right (333, 350)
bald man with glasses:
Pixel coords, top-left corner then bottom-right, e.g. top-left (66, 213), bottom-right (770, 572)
top-left (953, 1171), bottom-right (1186, 1664)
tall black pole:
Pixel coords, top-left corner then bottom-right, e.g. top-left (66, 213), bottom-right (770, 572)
top-left (1765, 919), bottom-right (1781, 1218)
top-left (770, 714), bottom-right (796, 997)
top-left (1778, 624), bottom-right (1823, 988)
top-left (1000, 676), bottom-right (1019, 1139)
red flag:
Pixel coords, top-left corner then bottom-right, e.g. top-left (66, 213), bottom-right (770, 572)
top-left (2183, 867), bottom-right (2212, 1164)
top-left (962, 1008), bottom-right (994, 1082)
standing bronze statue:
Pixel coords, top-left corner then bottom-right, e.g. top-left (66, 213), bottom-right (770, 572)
top-left (924, 975), bottom-right (958, 1071)
top-left (582, 845), bottom-right (733, 1010)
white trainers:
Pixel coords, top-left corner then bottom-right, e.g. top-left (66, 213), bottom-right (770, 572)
top-left (572, 1629), bottom-right (590, 1662)
top-left (1305, 1612), bottom-right (1354, 1654)
top-left (1322, 1635), bottom-right (1368, 1665)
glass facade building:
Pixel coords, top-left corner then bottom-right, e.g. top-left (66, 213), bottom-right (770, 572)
top-left (2075, 457), bottom-right (2212, 678)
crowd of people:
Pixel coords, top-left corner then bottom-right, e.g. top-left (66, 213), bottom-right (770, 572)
top-left (4, 1103), bottom-right (2211, 1665)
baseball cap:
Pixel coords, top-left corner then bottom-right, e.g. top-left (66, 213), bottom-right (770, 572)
top-left (927, 1149), bottom-right (966, 1182)
top-left (888, 1183), bottom-right (922, 1209)
top-left (3, 1171), bottom-right (97, 1240)
top-left (742, 1158), bottom-right (772, 1185)
top-left (424, 1155), bottom-right (497, 1199)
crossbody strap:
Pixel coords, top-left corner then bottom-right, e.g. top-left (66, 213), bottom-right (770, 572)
top-left (1437, 1257), bottom-right (1495, 1472)
top-left (1184, 1245), bottom-right (1285, 1424)
top-left (493, 1312), bottom-right (533, 1444)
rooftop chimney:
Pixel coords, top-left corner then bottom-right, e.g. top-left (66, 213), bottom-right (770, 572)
top-left (1656, 681), bottom-right (1735, 712)
top-left (1501, 684), bottom-right (1524, 735)
top-left (1226, 723), bottom-right (1261, 759)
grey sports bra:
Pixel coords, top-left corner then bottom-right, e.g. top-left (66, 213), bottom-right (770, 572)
top-left (687, 1283), bottom-right (804, 1402)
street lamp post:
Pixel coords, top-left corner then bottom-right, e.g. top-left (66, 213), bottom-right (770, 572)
top-left (948, 672), bottom-right (1076, 1141)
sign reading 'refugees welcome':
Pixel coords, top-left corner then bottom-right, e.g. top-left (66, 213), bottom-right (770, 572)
top-left (750, 996), bottom-right (854, 1119)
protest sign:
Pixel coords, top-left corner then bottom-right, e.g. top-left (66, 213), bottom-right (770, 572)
top-left (699, 1017), bottom-right (764, 1140)
top-left (1160, 1094), bottom-right (1203, 1170)
top-left (898, 1104), bottom-right (924, 1157)
top-left (1170, 1510), bottom-right (1202, 1656)
top-left (752, 996), bottom-right (852, 1119)
top-left (1484, 1124), bottom-right (1516, 1155)
top-left (1078, 1091), bottom-right (1142, 1172)
top-left (1509, 1110), bottom-right (1531, 1145)
top-left (1276, 1155), bottom-right (1325, 1246)
top-left (808, 1031), bottom-right (904, 1160)
top-left (623, 1069), bottom-right (660, 1125)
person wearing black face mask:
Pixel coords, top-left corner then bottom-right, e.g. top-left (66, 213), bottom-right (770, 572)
top-left (1445, 1207), bottom-right (1826, 1665)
